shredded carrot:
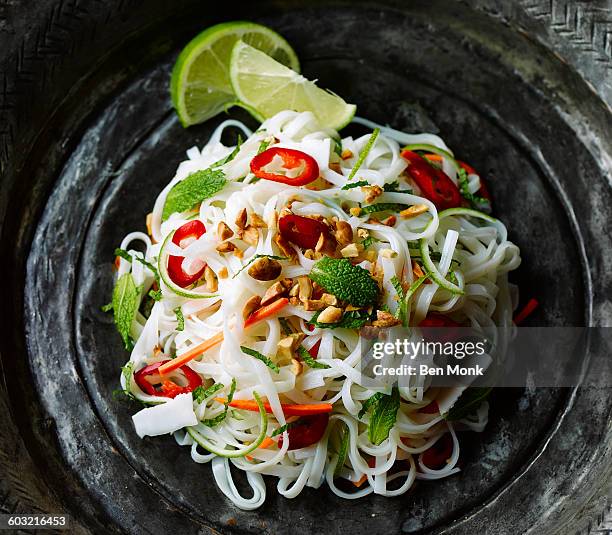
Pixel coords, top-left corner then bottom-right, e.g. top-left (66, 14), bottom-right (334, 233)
top-left (215, 398), bottom-right (333, 416)
top-left (159, 331), bottom-right (224, 375)
top-left (513, 298), bottom-right (539, 325)
top-left (158, 298), bottom-right (289, 376)
top-left (423, 154), bottom-right (443, 163)
top-left (244, 297), bottom-right (289, 328)
top-left (352, 458), bottom-right (376, 487)
top-left (114, 256), bottom-right (121, 270)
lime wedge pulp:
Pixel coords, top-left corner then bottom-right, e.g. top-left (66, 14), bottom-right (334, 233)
top-left (171, 21), bottom-right (299, 127)
top-left (230, 41), bottom-right (356, 131)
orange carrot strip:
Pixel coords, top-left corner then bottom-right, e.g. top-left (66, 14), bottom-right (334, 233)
top-left (159, 331), bottom-right (224, 375)
top-left (352, 458), bottom-right (376, 487)
top-left (245, 436), bottom-right (276, 461)
top-left (513, 298), bottom-right (539, 325)
top-left (215, 398), bottom-right (333, 417)
top-left (423, 154), bottom-right (443, 163)
top-left (158, 298), bottom-right (289, 376)
top-left (244, 297), bottom-right (289, 328)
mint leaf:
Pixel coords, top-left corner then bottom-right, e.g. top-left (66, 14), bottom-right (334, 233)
top-left (240, 346), bottom-right (280, 373)
top-left (341, 180), bottom-right (369, 190)
top-left (174, 307), bottom-right (185, 331)
top-left (361, 236), bottom-right (380, 249)
top-left (367, 387), bottom-right (399, 445)
top-left (211, 135), bottom-right (243, 167)
top-left (457, 167), bottom-right (489, 208)
top-left (112, 273), bottom-right (141, 350)
top-left (348, 128), bottom-right (379, 181)
top-left (121, 361), bottom-right (134, 384)
top-left (334, 422), bottom-right (350, 477)
top-left (162, 168), bottom-right (226, 221)
top-left (360, 202), bottom-right (409, 214)
top-left (390, 276), bottom-right (407, 324)
top-left (193, 382), bottom-right (224, 404)
top-left (271, 422), bottom-right (293, 437)
top-left (445, 387), bottom-right (492, 421)
top-left (383, 181), bottom-right (412, 194)
top-left (332, 137), bottom-right (343, 157)
top-left (202, 379), bottom-right (236, 427)
top-left (358, 392), bottom-right (385, 419)
top-left (257, 139), bottom-right (271, 155)
top-left (148, 289), bottom-right (163, 301)
top-left (297, 346), bottom-right (331, 369)
top-left (309, 257), bottom-right (379, 307)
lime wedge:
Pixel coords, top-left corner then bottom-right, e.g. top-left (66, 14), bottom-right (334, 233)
top-left (229, 41), bottom-right (356, 131)
top-left (171, 21), bottom-right (299, 127)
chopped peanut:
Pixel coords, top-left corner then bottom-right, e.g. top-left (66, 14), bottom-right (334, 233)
top-left (329, 162), bottom-right (342, 173)
top-left (241, 225), bottom-right (259, 246)
top-left (250, 213), bottom-right (267, 228)
top-left (380, 248), bottom-right (397, 258)
top-left (340, 243), bottom-right (364, 258)
top-left (303, 299), bottom-right (326, 311)
top-left (297, 276), bottom-right (313, 301)
top-left (341, 149), bottom-right (353, 160)
top-left (412, 261), bottom-right (425, 279)
top-left (315, 232), bottom-right (337, 255)
top-left (290, 358), bottom-right (303, 376)
top-left (318, 306), bottom-right (343, 323)
top-left (242, 295), bottom-right (262, 320)
top-left (372, 310), bottom-right (401, 328)
top-left (400, 204), bottom-right (429, 219)
top-left (334, 220), bottom-right (353, 246)
top-left (266, 210), bottom-right (278, 229)
top-left (248, 257), bottom-right (282, 281)
top-left (349, 207), bottom-right (362, 217)
top-left (320, 293), bottom-right (338, 306)
top-left (235, 208), bottom-right (247, 229)
top-left (274, 233), bottom-right (296, 258)
top-left (357, 228), bottom-right (369, 239)
top-left (217, 221), bottom-right (234, 240)
top-left (146, 213), bottom-right (154, 238)
top-left (289, 283), bottom-right (300, 297)
top-left (260, 281), bottom-right (288, 306)
top-left (218, 266), bottom-right (228, 279)
top-left (364, 249), bottom-right (378, 263)
top-left (216, 241), bottom-right (236, 254)
top-left (276, 333), bottom-right (305, 362)
top-left (361, 185), bottom-right (383, 204)
top-left (204, 266), bottom-right (218, 292)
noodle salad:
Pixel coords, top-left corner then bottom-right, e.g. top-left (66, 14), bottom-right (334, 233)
top-left (108, 110), bottom-right (521, 509)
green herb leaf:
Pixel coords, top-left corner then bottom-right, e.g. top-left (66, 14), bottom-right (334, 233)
top-left (193, 382), bottom-right (224, 404)
top-left (211, 135), bottom-right (243, 167)
top-left (101, 302), bottom-right (113, 312)
top-left (334, 422), bottom-right (350, 477)
top-left (457, 167), bottom-right (489, 208)
top-left (361, 235), bottom-right (380, 249)
top-left (278, 317), bottom-right (294, 335)
top-left (445, 387), bottom-right (492, 421)
top-left (114, 248), bottom-right (159, 281)
top-left (308, 309), bottom-right (371, 330)
top-left (358, 392), bottom-right (385, 419)
top-left (271, 422), bottom-right (293, 437)
top-left (162, 168), bottom-right (226, 221)
top-left (174, 307), bottom-right (185, 331)
top-left (121, 361), bottom-right (134, 384)
top-left (367, 387), bottom-right (400, 445)
top-left (309, 257), bottom-right (379, 307)
top-left (240, 346), bottom-right (280, 373)
top-left (390, 276), bottom-right (407, 324)
top-left (360, 202), bottom-right (409, 214)
top-left (148, 289), bottom-right (163, 301)
top-left (297, 346), bottom-right (331, 369)
top-left (233, 254), bottom-right (286, 278)
top-left (383, 181), bottom-right (413, 194)
top-left (332, 137), bottom-right (343, 157)
top-left (202, 379), bottom-right (237, 427)
top-left (341, 180), bottom-right (369, 190)
top-left (112, 273), bottom-right (141, 350)
top-left (257, 139), bottom-right (271, 155)
top-left (348, 128), bottom-right (379, 181)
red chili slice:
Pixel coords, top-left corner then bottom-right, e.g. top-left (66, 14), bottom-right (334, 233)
top-left (401, 150), bottom-right (462, 209)
top-left (277, 413), bottom-right (329, 450)
top-left (419, 314), bottom-right (461, 328)
top-left (419, 314), bottom-right (462, 343)
top-left (134, 360), bottom-right (202, 398)
top-left (278, 214), bottom-right (329, 250)
top-left (168, 220), bottom-right (206, 288)
top-left (421, 433), bottom-right (454, 469)
top-left (250, 147), bottom-right (319, 186)
top-left (308, 339), bottom-right (322, 358)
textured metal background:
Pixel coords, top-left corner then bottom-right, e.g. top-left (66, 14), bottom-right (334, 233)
top-left (0, 1), bottom-right (610, 533)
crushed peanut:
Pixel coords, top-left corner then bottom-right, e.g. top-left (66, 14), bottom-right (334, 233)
top-left (412, 261), bottom-right (426, 279)
top-left (380, 248), bottom-right (397, 258)
top-left (250, 212), bottom-right (267, 228)
top-left (204, 266), bottom-right (218, 292)
top-left (400, 204), bottom-right (429, 219)
top-left (297, 276), bottom-right (313, 301)
top-left (274, 233), bottom-right (296, 258)
top-left (372, 310), bottom-right (401, 328)
top-left (241, 225), bottom-right (259, 246)
top-left (340, 243), bottom-right (364, 257)
top-left (381, 215), bottom-right (396, 227)
top-left (349, 207), bottom-right (362, 217)
top-left (317, 306), bottom-right (343, 323)
top-left (276, 333), bottom-right (305, 362)
top-left (218, 266), bottom-right (228, 279)
top-left (315, 232), bottom-right (337, 255)
top-left (290, 358), bottom-right (303, 376)
top-left (334, 220), bottom-right (353, 246)
top-left (248, 257), bottom-right (282, 281)
top-left (357, 228), bottom-right (369, 239)
top-left (216, 241), bottom-right (236, 254)
top-left (242, 295), bottom-right (261, 320)
top-left (361, 185), bottom-right (383, 204)
top-left (260, 281), bottom-right (288, 306)
top-left (341, 149), bottom-right (353, 160)
top-left (235, 208), bottom-right (247, 229)
top-left (320, 293), bottom-right (338, 306)
top-left (217, 221), bottom-right (234, 240)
